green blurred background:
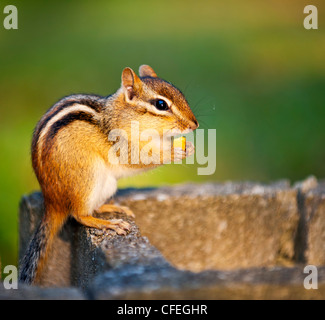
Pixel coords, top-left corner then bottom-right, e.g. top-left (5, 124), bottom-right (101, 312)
top-left (0, 0), bottom-right (324, 268)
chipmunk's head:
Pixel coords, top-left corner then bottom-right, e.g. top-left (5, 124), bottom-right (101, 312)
top-left (119, 65), bottom-right (198, 138)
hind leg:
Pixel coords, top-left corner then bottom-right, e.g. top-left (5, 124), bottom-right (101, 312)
top-left (73, 214), bottom-right (131, 235)
top-left (95, 203), bottom-right (135, 218)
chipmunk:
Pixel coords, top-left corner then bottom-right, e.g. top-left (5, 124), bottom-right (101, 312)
top-left (19, 65), bottom-right (199, 284)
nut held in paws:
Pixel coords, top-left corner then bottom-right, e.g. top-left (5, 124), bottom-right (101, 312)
top-left (173, 136), bottom-right (186, 151)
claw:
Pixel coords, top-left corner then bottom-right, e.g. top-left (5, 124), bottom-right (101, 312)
top-left (107, 218), bottom-right (131, 235)
top-left (185, 141), bottom-right (195, 157)
top-left (173, 147), bottom-right (186, 161)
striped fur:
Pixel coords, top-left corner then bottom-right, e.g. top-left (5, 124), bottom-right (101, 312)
top-left (32, 94), bottom-right (104, 151)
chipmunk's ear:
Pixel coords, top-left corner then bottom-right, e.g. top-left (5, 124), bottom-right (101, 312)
top-left (139, 65), bottom-right (158, 78)
top-left (121, 67), bottom-right (142, 101)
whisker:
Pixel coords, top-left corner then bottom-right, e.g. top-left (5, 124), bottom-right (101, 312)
top-left (195, 113), bottom-right (215, 117)
top-left (182, 80), bottom-right (194, 96)
top-left (196, 120), bottom-right (209, 128)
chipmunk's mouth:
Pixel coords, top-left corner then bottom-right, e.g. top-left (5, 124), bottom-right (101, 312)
top-left (145, 128), bottom-right (192, 151)
top-left (163, 128), bottom-right (193, 140)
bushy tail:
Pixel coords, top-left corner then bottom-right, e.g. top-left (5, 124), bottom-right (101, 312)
top-left (19, 210), bottom-right (66, 285)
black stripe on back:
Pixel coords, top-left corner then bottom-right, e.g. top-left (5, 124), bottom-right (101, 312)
top-left (33, 95), bottom-right (103, 149)
top-left (77, 96), bottom-right (103, 113)
top-left (45, 111), bottom-right (98, 145)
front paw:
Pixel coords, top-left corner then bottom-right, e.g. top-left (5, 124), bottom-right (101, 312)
top-left (173, 141), bottom-right (195, 161)
top-left (173, 147), bottom-right (186, 161)
top-left (185, 141), bottom-right (195, 157)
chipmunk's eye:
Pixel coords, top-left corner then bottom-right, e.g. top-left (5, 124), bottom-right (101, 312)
top-left (151, 99), bottom-right (169, 111)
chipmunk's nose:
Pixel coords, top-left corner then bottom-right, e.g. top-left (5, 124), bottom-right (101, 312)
top-left (189, 119), bottom-right (199, 130)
